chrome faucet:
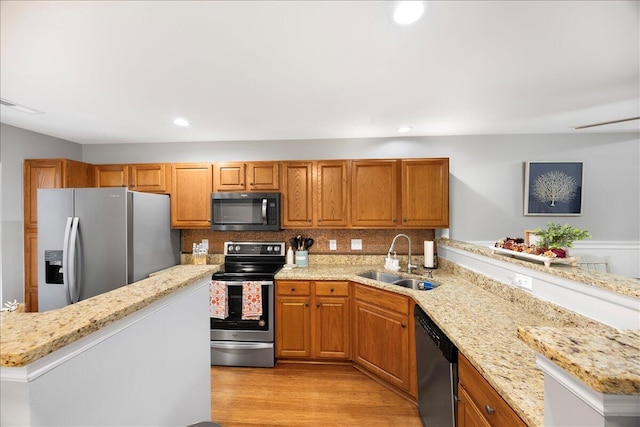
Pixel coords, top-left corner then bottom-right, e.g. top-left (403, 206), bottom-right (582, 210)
top-left (388, 234), bottom-right (417, 274)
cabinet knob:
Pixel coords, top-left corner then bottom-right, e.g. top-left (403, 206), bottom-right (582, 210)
top-left (305, 303), bottom-right (309, 307)
top-left (330, 288), bottom-right (334, 292)
top-left (290, 287), bottom-right (296, 292)
top-left (393, 218), bottom-right (397, 222)
top-left (401, 323), bottom-right (407, 328)
top-left (308, 219), bottom-right (312, 222)
top-left (318, 219), bottom-right (322, 222)
top-left (316, 303), bottom-right (320, 308)
top-left (403, 218), bottom-right (407, 222)
top-left (484, 404), bottom-right (496, 415)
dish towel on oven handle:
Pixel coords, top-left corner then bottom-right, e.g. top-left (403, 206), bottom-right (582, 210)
top-left (210, 281), bottom-right (228, 320)
top-left (242, 281), bottom-right (263, 320)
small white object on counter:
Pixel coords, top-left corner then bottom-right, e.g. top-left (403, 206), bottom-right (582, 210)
top-left (424, 241), bottom-right (435, 268)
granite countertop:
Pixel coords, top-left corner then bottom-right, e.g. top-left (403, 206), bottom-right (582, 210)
top-left (276, 263), bottom-right (638, 427)
top-left (438, 239), bottom-right (640, 298)
top-left (518, 327), bottom-right (640, 394)
top-left (0, 264), bottom-right (218, 368)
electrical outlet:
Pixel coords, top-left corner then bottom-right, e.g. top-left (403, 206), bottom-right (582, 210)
top-left (514, 273), bottom-right (533, 290)
top-left (351, 239), bottom-right (363, 250)
top-left (329, 240), bottom-right (337, 251)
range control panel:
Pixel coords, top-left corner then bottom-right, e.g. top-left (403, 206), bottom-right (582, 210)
top-left (223, 241), bottom-right (285, 256)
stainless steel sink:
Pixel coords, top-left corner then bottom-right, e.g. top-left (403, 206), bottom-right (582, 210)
top-left (357, 271), bottom-right (440, 291)
top-left (393, 279), bottom-right (440, 290)
top-left (357, 271), bottom-right (402, 283)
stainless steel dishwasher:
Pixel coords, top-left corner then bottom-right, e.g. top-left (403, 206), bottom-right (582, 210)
top-left (415, 304), bottom-right (458, 427)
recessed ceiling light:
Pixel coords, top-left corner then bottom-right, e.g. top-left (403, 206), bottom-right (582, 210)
top-left (393, 1), bottom-right (426, 25)
top-left (173, 118), bottom-right (190, 127)
top-left (397, 126), bottom-right (413, 133)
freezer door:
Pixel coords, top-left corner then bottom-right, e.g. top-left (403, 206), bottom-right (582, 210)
top-left (74, 188), bottom-right (129, 301)
top-left (38, 189), bottom-right (74, 312)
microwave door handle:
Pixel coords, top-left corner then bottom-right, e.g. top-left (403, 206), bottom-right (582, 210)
top-left (261, 198), bottom-right (267, 225)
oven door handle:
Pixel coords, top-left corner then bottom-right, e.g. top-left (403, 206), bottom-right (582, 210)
top-left (211, 342), bottom-right (273, 350)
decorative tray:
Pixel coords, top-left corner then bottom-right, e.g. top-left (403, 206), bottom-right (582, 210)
top-left (492, 247), bottom-right (577, 267)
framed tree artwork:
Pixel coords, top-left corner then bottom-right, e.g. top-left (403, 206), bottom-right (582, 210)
top-left (524, 161), bottom-right (583, 216)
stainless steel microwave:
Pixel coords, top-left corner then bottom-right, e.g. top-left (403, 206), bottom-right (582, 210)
top-left (211, 192), bottom-right (281, 231)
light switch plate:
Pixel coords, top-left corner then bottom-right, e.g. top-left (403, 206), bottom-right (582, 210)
top-left (329, 240), bottom-right (337, 251)
top-left (351, 239), bottom-right (363, 250)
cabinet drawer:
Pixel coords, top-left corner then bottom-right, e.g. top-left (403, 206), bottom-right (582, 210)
top-left (459, 354), bottom-right (527, 427)
top-left (277, 281), bottom-right (311, 296)
top-left (353, 284), bottom-right (409, 315)
top-left (315, 281), bottom-right (349, 296)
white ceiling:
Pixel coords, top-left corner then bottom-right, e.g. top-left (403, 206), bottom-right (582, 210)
top-left (1, 1), bottom-right (638, 145)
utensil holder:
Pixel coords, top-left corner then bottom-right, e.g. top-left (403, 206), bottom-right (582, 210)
top-left (295, 250), bottom-right (308, 267)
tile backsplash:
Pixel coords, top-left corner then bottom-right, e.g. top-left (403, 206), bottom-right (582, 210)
top-left (183, 228), bottom-right (435, 255)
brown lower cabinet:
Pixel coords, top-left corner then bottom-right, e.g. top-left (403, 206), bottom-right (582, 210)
top-left (276, 280), bottom-right (417, 399)
top-left (458, 353), bottom-right (527, 427)
top-left (352, 283), bottom-right (416, 397)
top-left (276, 281), bottom-right (350, 360)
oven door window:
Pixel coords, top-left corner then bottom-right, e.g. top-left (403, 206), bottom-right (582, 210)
top-left (210, 284), bottom-right (270, 331)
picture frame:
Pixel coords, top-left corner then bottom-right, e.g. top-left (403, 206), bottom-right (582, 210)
top-left (524, 230), bottom-right (539, 246)
top-left (524, 161), bottom-right (583, 216)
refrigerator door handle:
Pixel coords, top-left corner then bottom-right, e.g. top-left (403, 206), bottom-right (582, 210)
top-left (62, 217), bottom-right (74, 305)
top-left (68, 217), bottom-right (81, 304)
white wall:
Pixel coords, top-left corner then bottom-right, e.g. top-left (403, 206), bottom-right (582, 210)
top-left (0, 124), bottom-right (83, 303)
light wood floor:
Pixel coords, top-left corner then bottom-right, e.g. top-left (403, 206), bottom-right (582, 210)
top-left (211, 363), bottom-right (422, 427)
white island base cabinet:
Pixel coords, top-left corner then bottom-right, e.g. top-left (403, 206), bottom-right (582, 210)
top-left (1, 279), bottom-right (211, 427)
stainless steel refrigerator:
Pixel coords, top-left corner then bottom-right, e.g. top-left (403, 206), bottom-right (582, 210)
top-left (37, 187), bottom-right (180, 312)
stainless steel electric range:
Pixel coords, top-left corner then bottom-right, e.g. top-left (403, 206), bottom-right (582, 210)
top-left (210, 241), bottom-right (285, 367)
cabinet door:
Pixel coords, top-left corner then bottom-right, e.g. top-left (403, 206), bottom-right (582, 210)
top-left (129, 164), bottom-right (169, 193)
top-left (170, 163), bottom-right (213, 228)
top-left (248, 162), bottom-right (279, 191)
top-left (64, 159), bottom-right (94, 188)
top-left (458, 385), bottom-right (491, 427)
top-left (214, 162), bottom-right (246, 191)
top-left (316, 160), bottom-right (349, 227)
top-left (351, 160), bottom-right (398, 227)
top-left (24, 229), bottom-right (39, 312)
top-left (459, 354), bottom-right (527, 427)
top-left (94, 164), bottom-right (128, 188)
top-left (281, 162), bottom-right (314, 227)
top-left (276, 296), bottom-right (311, 358)
top-left (315, 295), bottom-right (350, 359)
top-left (353, 299), bottom-right (411, 392)
top-left (401, 159), bottom-right (449, 227)
top-left (24, 159), bottom-right (63, 229)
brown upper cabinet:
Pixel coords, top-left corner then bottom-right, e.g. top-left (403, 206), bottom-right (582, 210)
top-left (316, 161), bottom-right (350, 227)
top-left (401, 158), bottom-right (449, 228)
top-left (214, 162), bottom-right (279, 192)
top-left (281, 162), bottom-right (313, 227)
top-left (94, 163), bottom-right (170, 193)
top-left (24, 159), bottom-right (94, 229)
top-left (281, 161), bottom-right (349, 228)
top-left (351, 160), bottom-right (399, 227)
top-left (170, 163), bottom-right (213, 228)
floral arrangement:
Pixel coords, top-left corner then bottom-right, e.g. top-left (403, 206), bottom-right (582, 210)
top-left (533, 222), bottom-right (591, 257)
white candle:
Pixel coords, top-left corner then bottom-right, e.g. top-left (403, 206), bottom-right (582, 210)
top-left (424, 241), bottom-right (435, 268)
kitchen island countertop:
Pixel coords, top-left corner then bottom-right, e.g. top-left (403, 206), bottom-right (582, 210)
top-left (276, 264), bottom-right (639, 427)
top-left (0, 264), bottom-right (218, 367)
